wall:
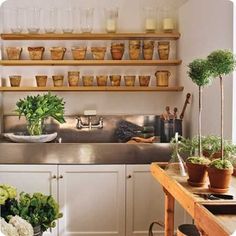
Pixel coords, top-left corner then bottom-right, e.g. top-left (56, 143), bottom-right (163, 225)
top-left (178, 0), bottom-right (234, 139)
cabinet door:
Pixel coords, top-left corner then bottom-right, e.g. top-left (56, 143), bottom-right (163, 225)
top-left (0, 164), bottom-right (58, 236)
top-left (58, 165), bottom-right (126, 236)
top-left (126, 165), bottom-right (187, 236)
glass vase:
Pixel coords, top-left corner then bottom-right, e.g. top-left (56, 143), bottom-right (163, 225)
top-left (27, 119), bottom-right (44, 136)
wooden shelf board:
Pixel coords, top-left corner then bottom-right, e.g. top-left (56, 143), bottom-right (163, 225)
top-left (0, 86), bottom-right (184, 92)
top-left (0, 59), bottom-right (182, 66)
top-left (1, 32), bottom-right (181, 40)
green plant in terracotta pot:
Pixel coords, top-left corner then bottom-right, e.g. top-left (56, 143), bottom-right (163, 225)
top-left (15, 93), bottom-right (65, 135)
top-left (186, 58), bottom-right (212, 186)
top-left (207, 49), bottom-right (236, 192)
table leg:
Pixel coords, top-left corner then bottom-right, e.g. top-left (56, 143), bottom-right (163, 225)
top-left (163, 187), bottom-right (175, 236)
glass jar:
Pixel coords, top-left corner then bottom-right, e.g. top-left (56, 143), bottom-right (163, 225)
top-left (27, 7), bottom-right (41, 34)
top-left (62, 8), bottom-right (74, 33)
top-left (104, 7), bottom-right (118, 33)
top-left (43, 8), bottom-right (57, 33)
top-left (80, 8), bottom-right (94, 33)
top-left (143, 7), bottom-right (156, 33)
top-left (162, 7), bottom-right (175, 32)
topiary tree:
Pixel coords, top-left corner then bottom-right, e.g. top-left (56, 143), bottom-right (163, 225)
top-left (207, 50), bottom-right (236, 161)
top-left (187, 59), bottom-right (212, 156)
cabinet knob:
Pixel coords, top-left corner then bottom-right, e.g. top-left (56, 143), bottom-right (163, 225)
top-left (58, 175), bottom-right (63, 179)
top-left (52, 175), bottom-right (57, 179)
top-left (127, 175), bottom-right (132, 179)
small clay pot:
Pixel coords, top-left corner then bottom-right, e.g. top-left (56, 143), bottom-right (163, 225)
top-left (28, 47), bottom-right (45, 60)
top-left (82, 76), bottom-right (94, 86)
top-left (50, 47), bottom-right (66, 60)
top-left (139, 76), bottom-right (151, 86)
top-left (71, 47), bottom-right (87, 60)
top-left (9, 75), bottom-right (21, 87)
top-left (110, 75), bottom-right (121, 86)
top-left (35, 75), bottom-right (47, 87)
top-left (157, 41), bottom-right (170, 60)
top-left (186, 162), bottom-right (208, 187)
top-left (129, 40), bottom-right (141, 60)
top-left (143, 40), bottom-right (154, 60)
top-left (52, 75), bottom-right (64, 87)
top-left (68, 71), bottom-right (80, 86)
top-left (207, 166), bottom-right (233, 193)
top-left (124, 76), bottom-right (136, 86)
top-left (155, 70), bottom-right (171, 87)
top-left (6, 47), bottom-right (22, 60)
top-left (111, 43), bottom-right (125, 60)
top-left (91, 47), bottom-right (107, 60)
top-left (96, 75), bottom-right (108, 86)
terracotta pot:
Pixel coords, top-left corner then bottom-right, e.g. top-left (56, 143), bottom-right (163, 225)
top-left (207, 166), bottom-right (233, 193)
top-left (157, 41), bottom-right (170, 60)
top-left (139, 76), bottom-right (151, 86)
top-left (9, 75), bottom-right (21, 87)
top-left (129, 40), bottom-right (141, 60)
top-left (35, 75), bottom-right (47, 87)
top-left (50, 47), bottom-right (66, 60)
top-left (71, 47), bottom-right (87, 60)
top-left (52, 75), bottom-right (64, 87)
top-left (109, 75), bottom-right (121, 86)
top-left (155, 70), bottom-right (171, 87)
top-left (143, 40), bottom-right (154, 60)
top-left (82, 76), bottom-right (94, 86)
top-left (111, 43), bottom-right (124, 60)
top-left (68, 71), bottom-right (80, 86)
top-left (124, 76), bottom-right (136, 86)
top-left (186, 162), bottom-right (208, 187)
top-left (91, 47), bottom-right (106, 60)
top-left (28, 47), bottom-right (45, 60)
top-left (6, 47), bottom-right (22, 60)
top-left (233, 168), bottom-right (236, 177)
top-left (96, 75), bottom-right (108, 86)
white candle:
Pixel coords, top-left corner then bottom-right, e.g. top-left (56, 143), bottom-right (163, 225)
top-left (106, 19), bottom-right (116, 33)
top-left (145, 18), bottom-right (156, 32)
top-left (163, 18), bottom-right (174, 32)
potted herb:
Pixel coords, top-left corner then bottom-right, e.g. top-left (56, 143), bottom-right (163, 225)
top-left (16, 93), bottom-right (65, 135)
top-left (207, 49), bottom-right (236, 192)
top-left (10, 192), bottom-right (63, 235)
top-left (186, 59), bottom-right (212, 186)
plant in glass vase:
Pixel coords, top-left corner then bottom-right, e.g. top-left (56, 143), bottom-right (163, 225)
top-left (16, 93), bottom-right (65, 136)
top-left (186, 58), bottom-right (212, 186)
top-left (206, 49), bottom-right (236, 192)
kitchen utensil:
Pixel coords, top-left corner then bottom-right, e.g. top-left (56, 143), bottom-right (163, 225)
top-left (173, 107), bottom-right (178, 119)
top-left (193, 193), bottom-right (234, 200)
top-left (180, 93), bottom-right (191, 119)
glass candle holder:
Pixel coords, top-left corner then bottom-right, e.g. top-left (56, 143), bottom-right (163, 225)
top-left (80, 8), bottom-right (94, 33)
top-left (27, 7), bottom-right (41, 34)
top-left (143, 7), bottom-right (156, 33)
top-left (62, 8), bottom-right (74, 33)
top-left (44, 8), bottom-right (57, 33)
top-left (6, 7), bottom-right (25, 33)
top-left (104, 7), bottom-right (118, 33)
top-left (162, 7), bottom-right (175, 32)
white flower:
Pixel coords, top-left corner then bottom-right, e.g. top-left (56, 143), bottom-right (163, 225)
top-left (9, 216), bottom-right (33, 236)
top-left (0, 217), bottom-right (19, 236)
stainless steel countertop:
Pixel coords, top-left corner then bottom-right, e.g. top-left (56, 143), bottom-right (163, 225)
top-left (0, 143), bottom-right (172, 165)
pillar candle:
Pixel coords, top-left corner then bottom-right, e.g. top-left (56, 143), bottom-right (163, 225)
top-left (145, 18), bottom-right (156, 32)
top-left (163, 18), bottom-right (174, 32)
top-left (106, 19), bottom-right (116, 33)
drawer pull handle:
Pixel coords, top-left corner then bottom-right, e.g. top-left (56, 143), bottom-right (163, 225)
top-left (58, 175), bottom-right (63, 179)
top-left (52, 175), bottom-right (57, 179)
top-left (127, 175), bottom-right (132, 179)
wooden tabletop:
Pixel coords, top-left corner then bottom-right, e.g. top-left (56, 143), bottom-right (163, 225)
top-left (150, 163), bottom-right (236, 236)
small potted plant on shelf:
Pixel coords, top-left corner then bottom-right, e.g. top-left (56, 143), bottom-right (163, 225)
top-left (207, 49), bottom-right (236, 192)
top-left (185, 59), bottom-right (212, 186)
top-left (15, 93), bottom-right (65, 136)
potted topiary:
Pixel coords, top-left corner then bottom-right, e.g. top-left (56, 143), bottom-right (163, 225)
top-left (186, 59), bottom-right (212, 186)
top-left (207, 49), bottom-right (236, 192)
top-left (15, 93), bottom-right (65, 136)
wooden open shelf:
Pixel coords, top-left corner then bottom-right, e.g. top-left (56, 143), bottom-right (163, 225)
top-left (0, 86), bottom-right (184, 92)
top-left (1, 32), bottom-right (181, 40)
top-left (0, 59), bottom-right (182, 66)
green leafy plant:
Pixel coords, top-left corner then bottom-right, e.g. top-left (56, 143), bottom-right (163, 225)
top-left (186, 156), bottom-right (210, 165)
top-left (15, 93), bottom-right (65, 135)
top-left (187, 59), bottom-right (212, 157)
top-left (207, 50), bottom-right (236, 162)
top-left (10, 192), bottom-right (63, 232)
top-left (209, 159), bottom-right (233, 170)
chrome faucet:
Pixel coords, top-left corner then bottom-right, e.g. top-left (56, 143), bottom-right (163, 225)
top-left (76, 116), bottom-right (103, 130)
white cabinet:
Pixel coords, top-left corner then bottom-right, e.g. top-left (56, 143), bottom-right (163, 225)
top-left (58, 165), bottom-right (126, 236)
top-left (126, 165), bottom-right (187, 236)
top-left (0, 164), bottom-right (188, 236)
top-left (0, 165), bottom-right (58, 236)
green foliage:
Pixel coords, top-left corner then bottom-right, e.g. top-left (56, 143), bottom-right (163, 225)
top-left (207, 50), bottom-right (236, 77)
top-left (186, 156), bottom-right (210, 165)
top-left (209, 158), bottom-right (233, 170)
top-left (15, 93), bottom-right (65, 135)
top-left (0, 185), bottom-right (17, 205)
top-left (188, 59), bottom-right (212, 87)
top-left (10, 192), bottom-right (63, 232)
